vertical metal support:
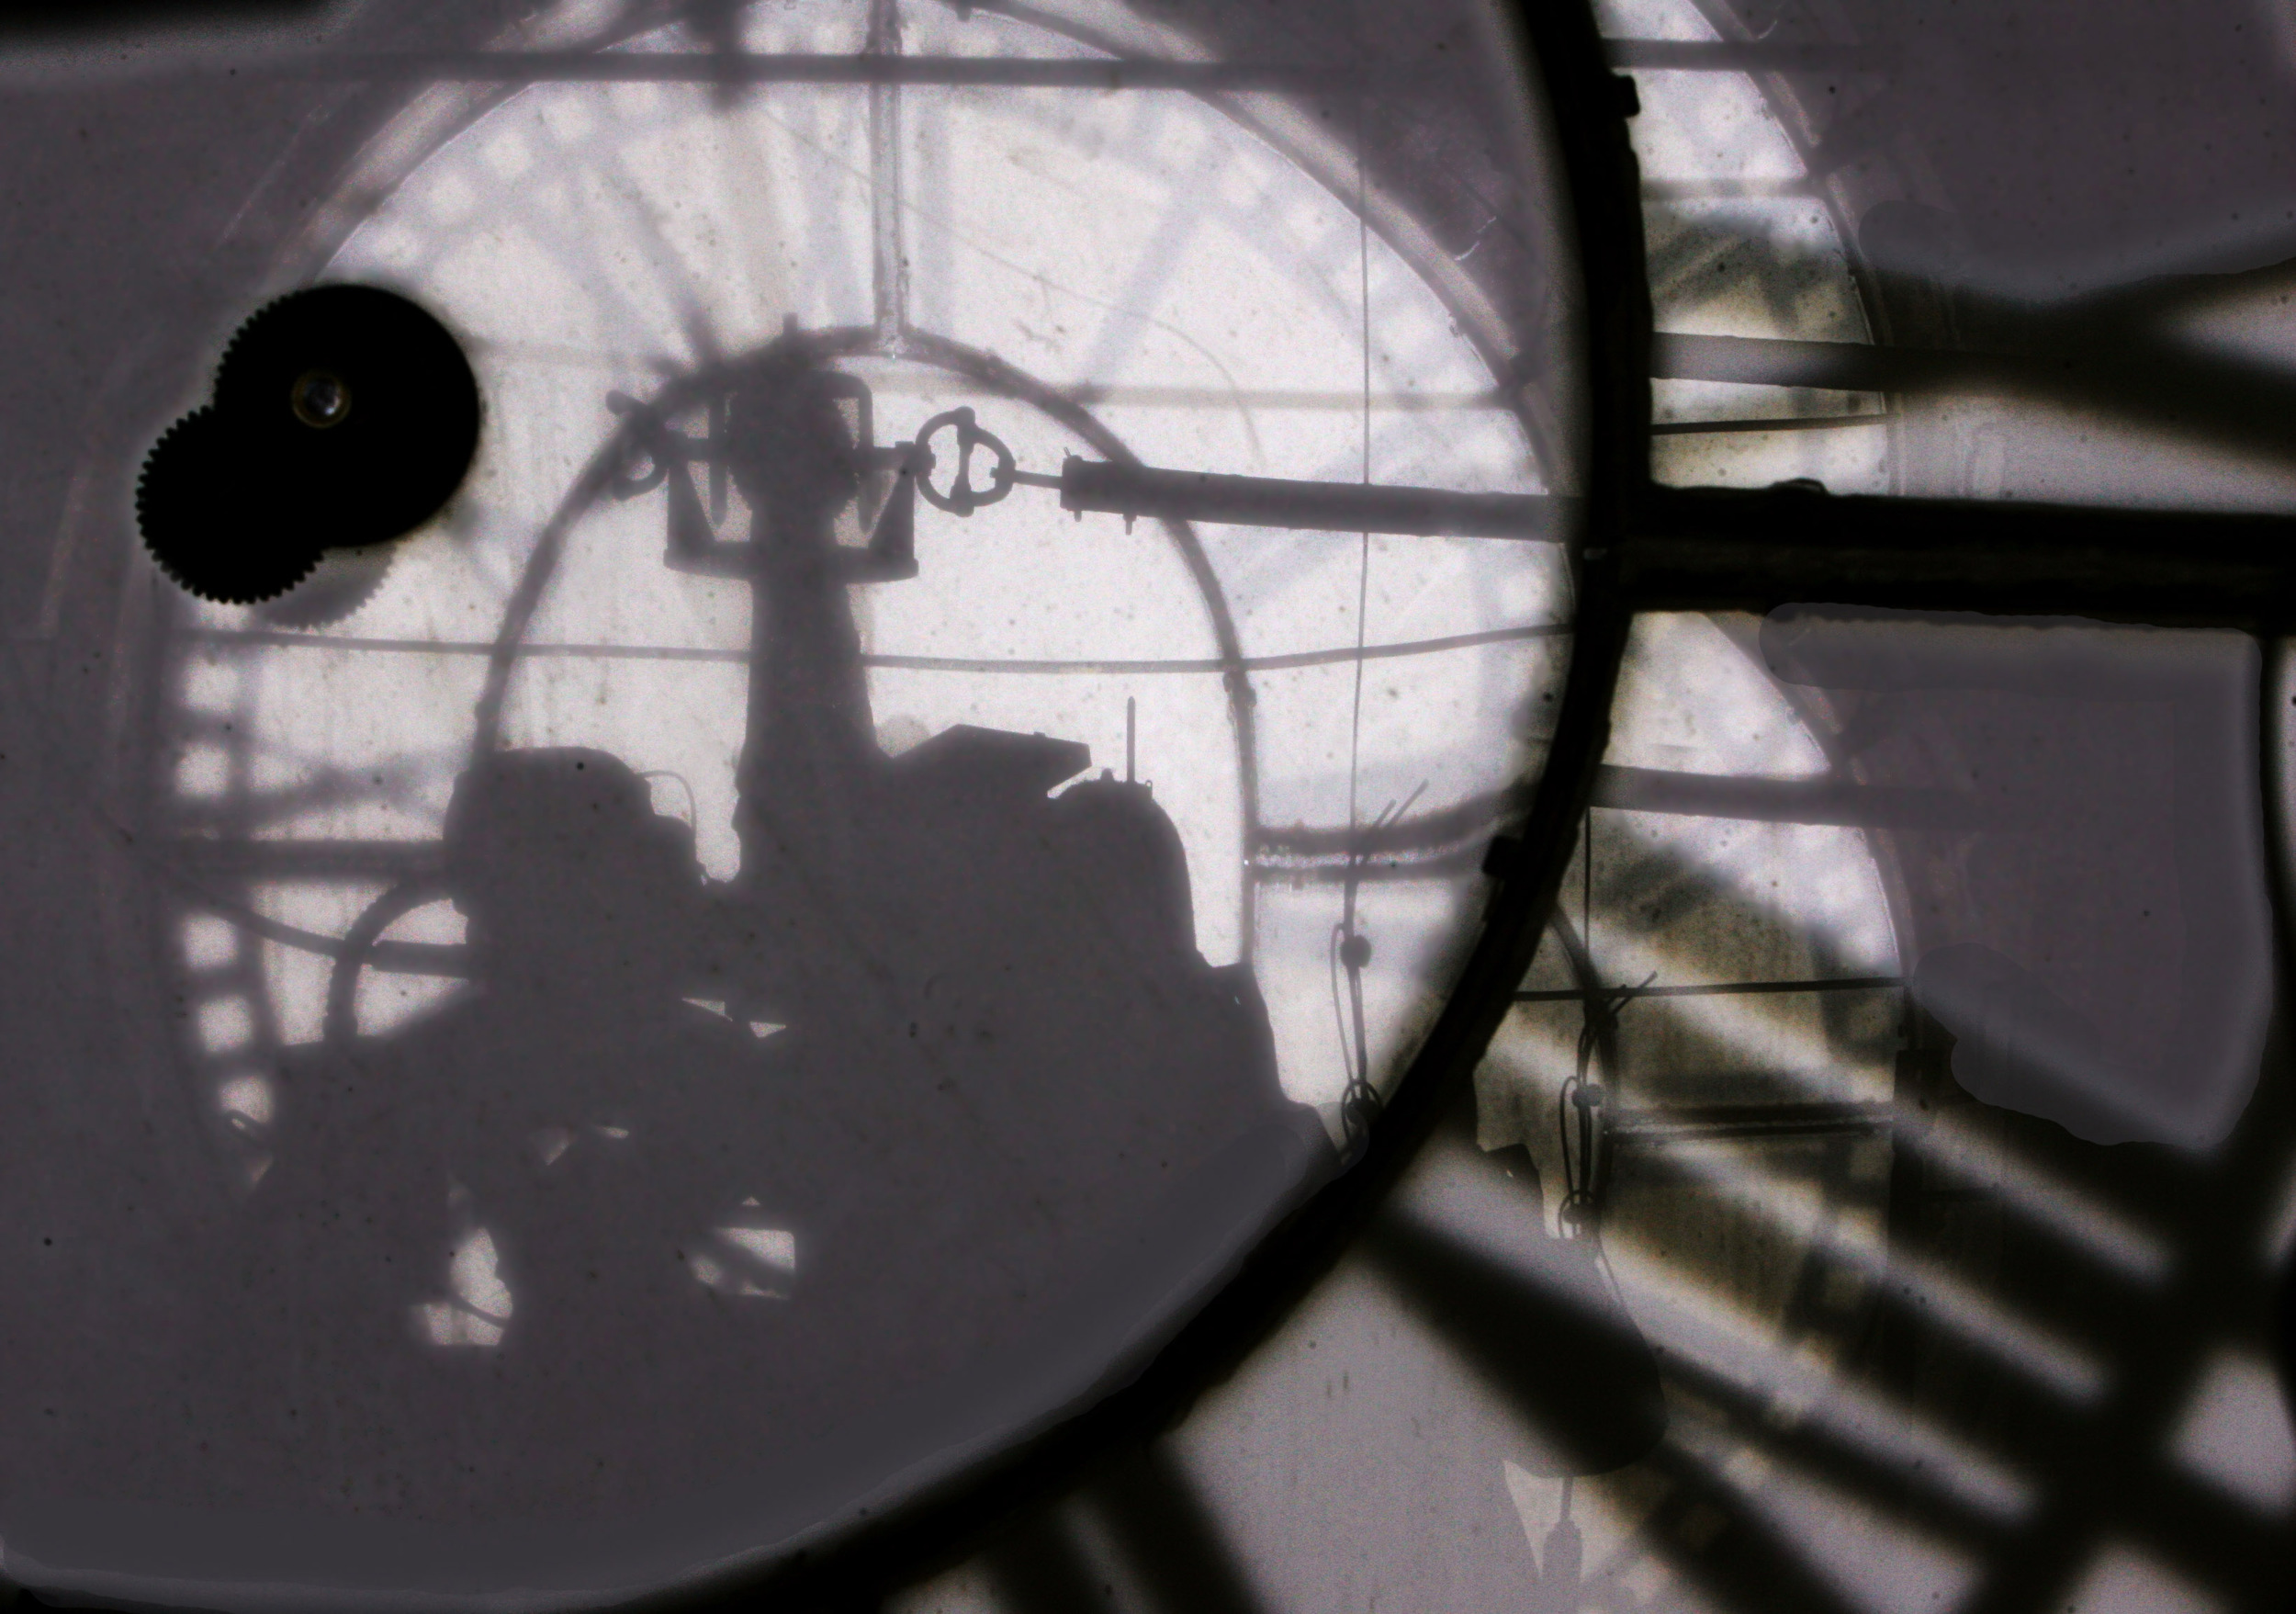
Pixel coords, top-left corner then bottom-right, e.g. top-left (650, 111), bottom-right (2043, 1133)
top-left (707, 392), bottom-right (727, 522)
top-left (1878, 989), bottom-right (1946, 1395)
top-left (867, 0), bottom-right (909, 354)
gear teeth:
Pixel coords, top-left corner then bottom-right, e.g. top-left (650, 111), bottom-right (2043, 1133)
top-left (213, 288), bottom-right (323, 414)
top-left (136, 408), bottom-right (321, 605)
top-left (187, 548), bottom-right (321, 608)
top-left (213, 292), bottom-right (283, 378)
top-left (255, 545), bottom-right (395, 627)
top-left (134, 407), bottom-right (206, 513)
top-left (141, 284), bottom-right (477, 608)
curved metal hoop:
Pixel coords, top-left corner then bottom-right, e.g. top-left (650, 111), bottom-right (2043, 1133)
top-left (322, 877), bottom-right (455, 1050)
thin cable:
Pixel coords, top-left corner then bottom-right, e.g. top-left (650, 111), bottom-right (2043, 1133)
top-left (1334, 91), bottom-right (1381, 1150)
top-left (1558, 970), bottom-right (1654, 1237)
top-left (1344, 98), bottom-right (1374, 872)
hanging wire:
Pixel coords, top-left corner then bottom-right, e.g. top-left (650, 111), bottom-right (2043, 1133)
top-left (1334, 90), bottom-right (1384, 1156)
top-left (1556, 976), bottom-right (1650, 1236)
top-left (1333, 784), bottom-right (1424, 1153)
top-left (1342, 103), bottom-right (1375, 856)
top-left (1557, 826), bottom-right (1653, 1239)
top-left (1556, 1017), bottom-right (1604, 1236)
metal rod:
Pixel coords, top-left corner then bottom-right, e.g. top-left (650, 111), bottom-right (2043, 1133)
top-left (1620, 483), bottom-right (2296, 624)
top-left (1651, 331), bottom-right (1997, 393)
top-left (1060, 457), bottom-right (1560, 539)
top-left (1517, 975), bottom-right (1901, 1003)
top-left (266, 40), bottom-right (1884, 87)
top-left (275, 51), bottom-right (1387, 89)
top-left (867, 0), bottom-right (908, 352)
top-left (1652, 412), bottom-right (1890, 435)
top-left (176, 622), bottom-right (1565, 672)
top-left (1590, 763), bottom-right (2032, 829)
top-left (1605, 1100), bottom-right (1900, 1143)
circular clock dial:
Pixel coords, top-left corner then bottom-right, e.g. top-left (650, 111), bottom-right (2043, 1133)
top-left (10, 0), bottom-right (1582, 1605)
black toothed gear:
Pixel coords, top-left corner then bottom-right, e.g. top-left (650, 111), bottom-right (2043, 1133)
top-left (214, 284), bottom-right (481, 548)
top-left (138, 285), bottom-right (479, 605)
top-left (137, 410), bottom-right (319, 604)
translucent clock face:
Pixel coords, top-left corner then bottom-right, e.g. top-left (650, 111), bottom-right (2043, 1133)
top-left (14, 3), bottom-right (2296, 1612)
top-left (181, 0), bottom-right (1568, 1095)
top-left (7, 0), bottom-right (1579, 1603)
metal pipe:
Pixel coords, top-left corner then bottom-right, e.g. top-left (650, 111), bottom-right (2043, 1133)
top-left (1058, 457), bottom-right (1561, 540)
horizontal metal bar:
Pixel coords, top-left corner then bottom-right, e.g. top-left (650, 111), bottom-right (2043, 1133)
top-left (467, 344), bottom-right (1514, 412)
top-left (1642, 178), bottom-right (1822, 201)
top-left (1593, 762), bottom-right (2032, 828)
top-left (1043, 385), bottom-right (1506, 412)
top-left (1616, 484), bottom-right (2296, 624)
top-left (1607, 1099), bottom-right (1899, 1143)
top-left (1254, 785), bottom-right (1523, 861)
top-left (1517, 975), bottom-right (1900, 1003)
top-left (177, 623), bottom-right (1565, 674)
top-left (263, 39), bottom-right (1891, 90)
top-left (163, 838), bottom-right (444, 880)
top-left (1652, 412), bottom-right (1890, 435)
top-left (1652, 332), bottom-right (2003, 393)
top-left (1247, 849), bottom-right (1485, 886)
top-left (280, 51), bottom-right (1374, 91)
top-left (1060, 457), bottom-right (1560, 539)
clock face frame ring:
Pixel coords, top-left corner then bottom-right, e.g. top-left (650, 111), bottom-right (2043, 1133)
top-left (14, 6), bottom-right (1607, 1609)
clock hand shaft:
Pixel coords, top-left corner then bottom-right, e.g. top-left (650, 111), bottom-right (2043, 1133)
top-left (1057, 457), bottom-right (1562, 540)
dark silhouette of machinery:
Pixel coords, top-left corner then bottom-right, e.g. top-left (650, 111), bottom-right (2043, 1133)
top-left (244, 324), bottom-right (1323, 1516)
